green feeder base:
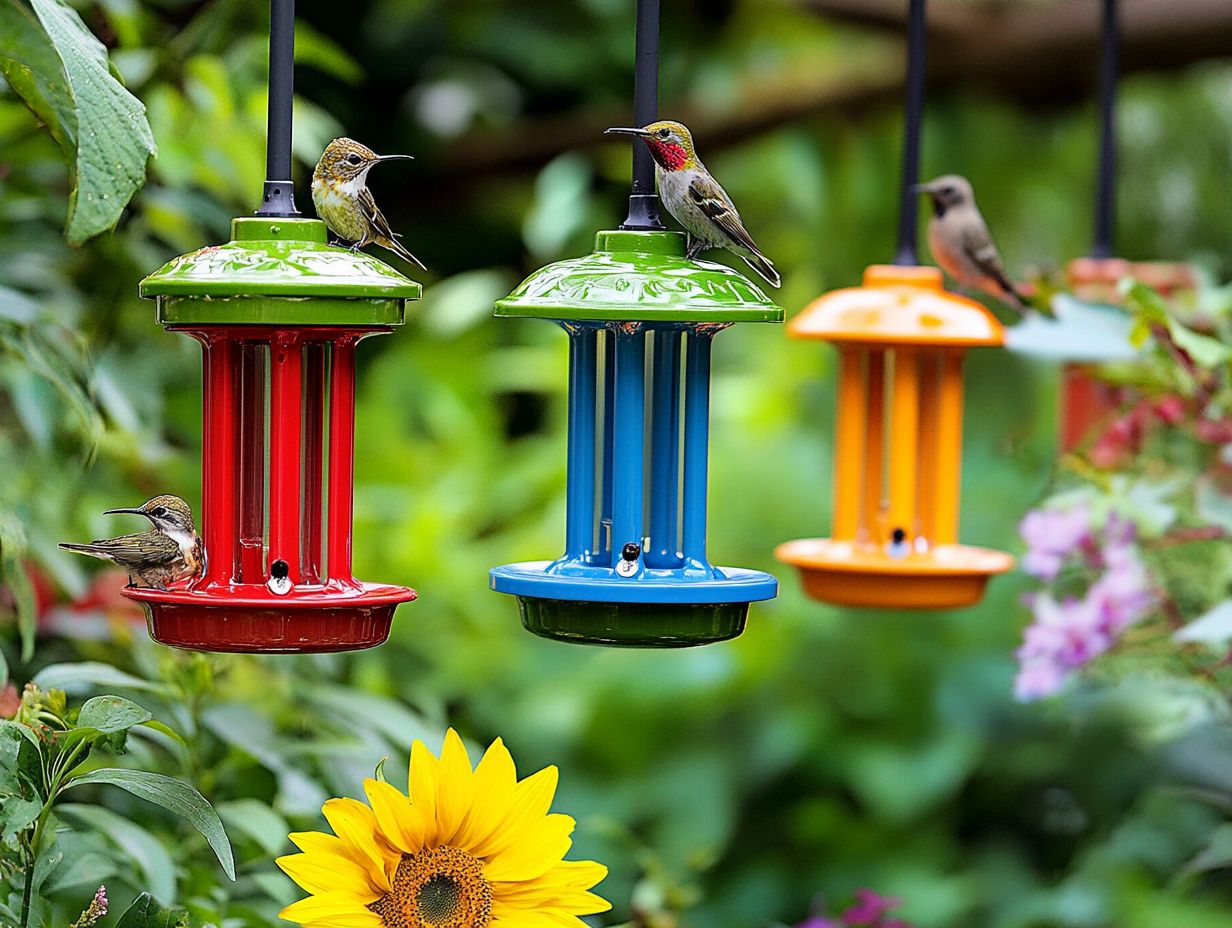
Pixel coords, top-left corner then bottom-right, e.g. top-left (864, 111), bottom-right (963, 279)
top-left (515, 596), bottom-right (750, 648)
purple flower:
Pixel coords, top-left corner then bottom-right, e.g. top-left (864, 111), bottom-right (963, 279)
top-left (797, 917), bottom-right (839, 928)
top-left (1018, 593), bottom-right (1110, 666)
top-left (841, 889), bottom-right (902, 925)
top-left (1015, 656), bottom-right (1068, 700)
top-left (1019, 505), bottom-right (1092, 579)
top-left (1087, 550), bottom-right (1155, 637)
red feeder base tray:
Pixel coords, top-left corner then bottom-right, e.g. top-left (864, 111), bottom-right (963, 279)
top-left (122, 582), bottom-right (417, 653)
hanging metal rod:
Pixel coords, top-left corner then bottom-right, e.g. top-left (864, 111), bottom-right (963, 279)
top-left (620, 0), bottom-right (665, 231)
top-left (892, 0), bottom-right (926, 266)
top-left (256, 0), bottom-right (301, 217)
top-left (1092, 0), bottom-right (1118, 258)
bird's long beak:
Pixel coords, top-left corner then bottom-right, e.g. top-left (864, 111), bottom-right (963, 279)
top-left (375, 154), bottom-right (414, 161)
top-left (604, 127), bottom-right (653, 138)
top-left (909, 182), bottom-right (935, 194)
top-left (103, 507), bottom-right (143, 516)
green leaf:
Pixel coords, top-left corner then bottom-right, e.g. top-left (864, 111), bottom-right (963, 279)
top-left (33, 661), bottom-right (166, 694)
top-left (1180, 822), bottom-right (1232, 879)
top-left (0, 724), bottom-right (42, 839)
top-left (1176, 600), bottom-right (1232, 648)
top-left (76, 694), bottom-right (153, 734)
top-left (115, 892), bottom-right (188, 928)
top-left (64, 768), bottom-right (235, 880)
top-left (24, 0), bottom-right (156, 243)
top-left (58, 803), bottom-right (176, 903)
top-left (0, 0), bottom-right (75, 155)
top-left (1196, 476), bottom-right (1232, 534)
top-left (217, 798), bottom-right (290, 856)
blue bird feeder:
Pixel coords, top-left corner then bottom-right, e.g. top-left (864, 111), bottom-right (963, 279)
top-left (489, 229), bottom-right (783, 646)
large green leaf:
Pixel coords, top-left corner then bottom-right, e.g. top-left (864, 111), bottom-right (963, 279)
top-left (115, 892), bottom-right (188, 928)
top-left (33, 661), bottom-right (167, 694)
top-left (0, 0), bottom-right (74, 155)
top-left (58, 803), bottom-right (177, 904)
top-left (0, 0), bottom-right (155, 243)
top-left (76, 694), bottom-right (153, 734)
top-left (0, 724), bottom-right (42, 839)
top-left (64, 768), bottom-right (235, 880)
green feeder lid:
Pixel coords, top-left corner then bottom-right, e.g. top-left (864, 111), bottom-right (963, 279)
top-left (140, 217), bottom-right (421, 326)
top-left (496, 230), bottom-right (784, 323)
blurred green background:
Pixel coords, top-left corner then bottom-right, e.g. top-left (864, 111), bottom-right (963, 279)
top-left (4, 1), bottom-right (1232, 926)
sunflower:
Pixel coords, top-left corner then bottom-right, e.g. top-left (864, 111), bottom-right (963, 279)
top-left (276, 729), bottom-right (610, 928)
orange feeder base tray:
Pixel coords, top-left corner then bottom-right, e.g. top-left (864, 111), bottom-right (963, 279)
top-left (775, 538), bottom-right (1014, 610)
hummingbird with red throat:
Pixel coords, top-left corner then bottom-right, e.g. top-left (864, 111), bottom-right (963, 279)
top-left (605, 120), bottom-right (780, 288)
top-left (59, 495), bottom-right (204, 590)
top-left (312, 137), bottom-right (426, 270)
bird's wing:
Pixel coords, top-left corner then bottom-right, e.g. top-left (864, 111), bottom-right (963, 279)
top-left (358, 187), bottom-right (401, 244)
top-left (961, 220), bottom-right (1020, 298)
top-left (358, 188), bottom-right (427, 270)
top-left (687, 177), bottom-right (769, 259)
top-left (64, 532), bottom-right (180, 569)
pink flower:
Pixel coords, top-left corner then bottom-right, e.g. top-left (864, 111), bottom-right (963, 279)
top-left (1087, 552), bottom-right (1155, 637)
top-left (797, 917), bottom-right (839, 928)
top-left (1018, 593), bottom-right (1109, 666)
top-left (1019, 505), bottom-right (1091, 579)
top-left (1015, 656), bottom-right (1068, 700)
top-left (841, 889), bottom-right (903, 925)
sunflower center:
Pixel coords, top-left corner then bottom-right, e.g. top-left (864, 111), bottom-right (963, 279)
top-left (369, 846), bottom-right (492, 928)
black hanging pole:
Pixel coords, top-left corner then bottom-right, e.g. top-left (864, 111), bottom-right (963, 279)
top-left (620, 0), bottom-right (665, 231)
top-left (892, 0), bottom-right (927, 266)
top-left (256, 0), bottom-right (301, 217)
top-left (1092, 0), bottom-right (1118, 258)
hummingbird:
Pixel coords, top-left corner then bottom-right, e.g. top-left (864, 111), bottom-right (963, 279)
top-left (311, 137), bottom-right (426, 270)
top-left (604, 120), bottom-right (780, 288)
top-left (913, 174), bottom-right (1029, 311)
top-left (59, 495), bottom-right (204, 591)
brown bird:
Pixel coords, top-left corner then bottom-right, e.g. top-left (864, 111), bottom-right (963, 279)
top-left (913, 175), bottom-right (1028, 310)
top-left (311, 137), bottom-right (425, 270)
top-left (59, 495), bottom-right (204, 590)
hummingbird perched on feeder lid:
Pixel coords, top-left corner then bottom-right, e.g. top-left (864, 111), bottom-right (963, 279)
top-left (913, 174), bottom-right (1029, 311)
top-left (605, 120), bottom-right (781, 288)
top-left (59, 495), bottom-right (204, 591)
top-left (311, 137), bottom-right (426, 270)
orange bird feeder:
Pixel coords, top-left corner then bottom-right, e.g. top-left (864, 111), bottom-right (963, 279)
top-left (775, 264), bottom-right (1014, 609)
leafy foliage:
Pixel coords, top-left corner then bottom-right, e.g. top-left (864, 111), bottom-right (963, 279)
top-left (0, 0), bottom-right (155, 242)
top-left (1, 2), bottom-right (1232, 928)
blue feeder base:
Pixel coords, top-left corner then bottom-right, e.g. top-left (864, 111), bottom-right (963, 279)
top-left (490, 563), bottom-right (778, 647)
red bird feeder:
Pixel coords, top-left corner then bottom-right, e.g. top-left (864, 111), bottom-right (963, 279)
top-left (128, 218), bottom-right (421, 651)
top-left (121, 0), bottom-right (420, 651)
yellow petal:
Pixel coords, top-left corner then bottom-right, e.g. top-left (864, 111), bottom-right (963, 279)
top-left (408, 737), bottom-right (441, 846)
top-left (275, 853), bottom-right (382, 900)
top-left (278, 891), bottom-right (382, 927)
top-left (472, 765), bottom-right (559, 859)
top-left (289, 831), bottom-right (348, 856)
top-left (454, 737), bottom-right (518, 852)
top-left (435, 728), bottom-right (476, 844)
top-left (482, 813), bottom-right (575, 882)
top-left (491, 901), bottom-right (593, 928)
top-left (364, 778), bottom-right (425, 854)
top-left (322, 798), bottom-right (395, 892)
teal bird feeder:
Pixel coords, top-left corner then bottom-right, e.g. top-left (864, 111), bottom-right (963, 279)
top-left (489, 230), bottom-right (782, 646)
top-left (488, 0), bottom-right (783, 645)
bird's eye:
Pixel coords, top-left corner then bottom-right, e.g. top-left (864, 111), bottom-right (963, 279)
top-left (657, 128), bottom-right (671, 139)
top-left (346, 154), bottom-right (362, 165)
top-left (152, 506), bottom-right (167, 517)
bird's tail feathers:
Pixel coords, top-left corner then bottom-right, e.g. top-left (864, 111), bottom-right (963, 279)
top-left (377, 235), bottom-right (427, 271)
top-left (742, 251), bottom-right (781, 289)
top-left (58, 542), bottom-right (115, 562)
